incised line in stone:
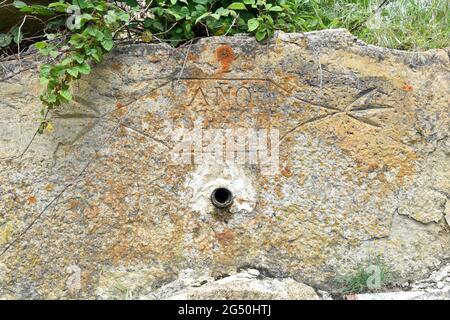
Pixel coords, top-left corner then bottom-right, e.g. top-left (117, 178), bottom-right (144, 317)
top-left (292, 87), bottom-right (393, 129)
top-left (0, 80), bottom-right (173, 257)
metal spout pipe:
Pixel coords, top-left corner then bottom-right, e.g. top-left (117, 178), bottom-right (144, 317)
top-left (211, 187), bottom-right (233, 209)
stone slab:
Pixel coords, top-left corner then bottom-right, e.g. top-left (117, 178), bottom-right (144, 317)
top-left (0, 30), bottom-right (449, 299)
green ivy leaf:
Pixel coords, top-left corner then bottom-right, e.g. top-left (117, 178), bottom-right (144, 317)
top-left (46, 93), bottom-right (57, 104)
top-left (195, 12), bottom-right (210, 24)
top-left (67, 67), bottom-right (79, 77)
top-left (40, 64), bottom-right (51, 75)
top-left (34, 41), bottom-right (47, 49)
top-left (100, 38), bottom-right (113, 51)
top-left (72, 53), bottom-right (85, 64)
top-left (0, 33), bottom-right (12, 48)
top-left (76, 63), bottom-right (91, 75)
top-left (59, 89), bottom-right (72, 102)
top-left (166, 9), bottom-right (182, 20)
top-left (39, 76), bottom-right (49, 86)
top-left (255, 29), bottom-right (267, 41)
top-left (73, 0), bottom-right (89, 10)
top-left (49, 50), bottom-right (59, 58)
top-left (10, 27), bottom-right (23, 44)
top-left (69, 36), bottom-right (84, 49)
top-left (85, 26), bottom-right (104, 40)
top-left (61, 57), bottom-right (73, 66)
top-left (117, 12), bottom-right (130, 22)
top-left (92, 51), bottom-right (102, 63)
top-left (19, 4), bottom-right (54, 16)
top-left (247, 18), bottom-right (259, 32)
top-left (269, 6), bottom-right (283, 12)
top-left (228, 3), bottom-right (247, 10)
top-left (48, 2), bottom-right (69, 13)
top-left (50, 64), bottom-right (66, 77)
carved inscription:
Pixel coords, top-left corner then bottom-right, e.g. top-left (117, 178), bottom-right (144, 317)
top-left (179, 79), bottom-right (287, 108)
top-left (186, 83), bottom-right (260, 108)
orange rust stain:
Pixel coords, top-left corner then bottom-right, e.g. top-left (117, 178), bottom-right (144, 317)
top-left (111, 63), bottom-right (122, 71)
top-left (187, 52), bottom-right (198, 61)
top-left (147, 55), bottom-right (161, 63)
top-left (334, 122), bottom-right (416, 187)
top-left (216, 229), bottom-right (234, 246)
top-left (113, 105), bottom-right (128, 117)
top-left (402, 84), bottom-right (413, 91)
top-left (109, 239), bottom-right (130, 264)
top-left (83, 205), bottom-right (100, 220)
top-left (387, 152), bottom-right (417, 183)
top-left (215, 45), bottom-right (235, 73)
top-left (27, 196), bottom-right (37, 205)
top-left (309, 115), bottom-right (418, 193)
top-left (115, 101), bottom-right (125, 109)
top-left (275, 186), bottom-right (284, 199)
top-left (296, 173), bottom-right (306, 185)
top-left (366, 162), bottom-right (379, 172)
top-left (69, 199), bottom-right (80, 210)
top-left (281, 167), bottom-right (293, 178)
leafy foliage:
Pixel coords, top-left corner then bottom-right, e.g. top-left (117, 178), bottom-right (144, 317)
top-left (300, 0), bottom-right (449, 50)
top-left (3, 0), bottom-right (307, 132)
top-left (7, 0), bottom-right (131, 132)
top-left (35, 2), bottom-right (126, 106)
top-left (140, 0), bottom-right (303, 43)
top-left (0, 0), bottom-right (448, 133)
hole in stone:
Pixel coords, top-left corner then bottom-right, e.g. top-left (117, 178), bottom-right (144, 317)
top-left (211, 187), bottom-right (233, 209)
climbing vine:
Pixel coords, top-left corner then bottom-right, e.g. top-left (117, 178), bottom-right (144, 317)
top-left (34, 1), bottom-right (130, 132)
top-left (2, 0), bottom-right (448, 132)
top-left (3, 0), bottom-right (306, 132)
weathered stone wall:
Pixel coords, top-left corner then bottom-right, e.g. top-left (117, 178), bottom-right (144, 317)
top-left (0, 30), bottom-right (449, 299)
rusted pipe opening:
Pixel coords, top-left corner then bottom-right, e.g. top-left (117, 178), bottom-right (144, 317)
top-left (211, 187), bottom-right (233, 209)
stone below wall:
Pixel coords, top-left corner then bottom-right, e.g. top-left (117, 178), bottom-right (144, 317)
top-left (142, 269), bottom-right (319, 300)
top-left (0, 29), bottom-right (449, 299)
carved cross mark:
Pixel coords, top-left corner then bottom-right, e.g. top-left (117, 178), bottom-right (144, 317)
top-left (293, 87), bottom-right (393, 128)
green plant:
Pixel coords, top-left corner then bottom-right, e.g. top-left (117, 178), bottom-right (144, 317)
top-left (2, 0), bottom-right (448, 133)
top-left (11, 0), bottom-right (132, 132)
top-left (357, 0), bottom-right (449, 50)
top-left (141, 0), bottom-right (303, 42)
top-left (336, 257), bottom-right (396, 294)
top-left (6, 0), bottom-right (306, 132)
top-left (0, 25), bottom-right (24, 48)
top-left (297, 0), bottom-right (449, 50)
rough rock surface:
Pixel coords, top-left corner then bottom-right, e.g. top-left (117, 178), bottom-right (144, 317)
top-left (347, 289), bottom-right (450, 300)
top-left (408, 263), bottom-right (450, 293)
top-left (0, 30), bottom-right (449, 299)
top-left (137, 269), bottom-right (319, 300)
top-left (347, 263), bottom-right (450, 300)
